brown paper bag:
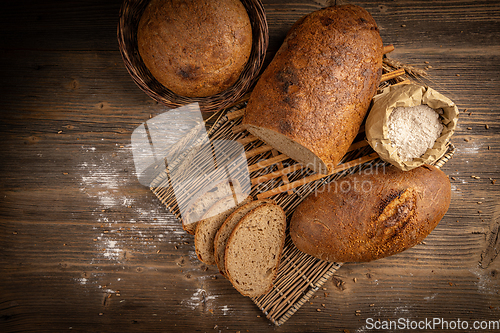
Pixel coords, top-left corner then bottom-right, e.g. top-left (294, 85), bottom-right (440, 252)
top-left (365, 83), bottom-right (459, 171)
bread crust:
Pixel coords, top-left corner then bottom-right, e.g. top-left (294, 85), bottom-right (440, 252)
top-left (289, 164), bottom-right (451, 262)
top-left (243, 5), bottom-right (383, 174)
top-left (138, 0), bottom-right (252, 97)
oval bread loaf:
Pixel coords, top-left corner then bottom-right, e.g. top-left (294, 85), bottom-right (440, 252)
top-left (242, 5), bottom-right (383, 174)
top-left (289, 164), bottom-right (451, 262)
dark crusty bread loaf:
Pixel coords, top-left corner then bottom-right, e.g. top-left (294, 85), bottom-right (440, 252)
top-left (138, 0), bottom-right (252, 97)
top-left (242, 5), bottom-right (383, 174)
top-left (194, 194), bottom-right (252, 265)
top-left (225, 203), bottom-right (286, 297)
top-left (214, 199), bottom-right (275, 276)
top-left (290, 164), bottom-right (451, 262)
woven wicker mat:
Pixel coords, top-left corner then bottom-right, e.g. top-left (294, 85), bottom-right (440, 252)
top-left (148, 69), bottom-right (456, 325)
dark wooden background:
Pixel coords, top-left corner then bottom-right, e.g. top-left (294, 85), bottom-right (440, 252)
top-left (1, 0), bottom-right (499, 332)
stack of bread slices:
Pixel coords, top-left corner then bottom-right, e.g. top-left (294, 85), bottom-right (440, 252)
top-left (190, 194), bottom-right (286, 298)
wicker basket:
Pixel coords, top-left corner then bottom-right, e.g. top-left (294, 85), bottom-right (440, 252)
top-left (117, 0), bottom-right (269, 113)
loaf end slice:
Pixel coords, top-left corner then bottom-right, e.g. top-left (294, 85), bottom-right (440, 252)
top-left (182, 179), bottom-right (241, 235)
top-left (225, 203), bottom-right (286, 297)
top-left (214, 199), bottom-right (275, 276)
top-left (194, 194), bottom-right (252, 265)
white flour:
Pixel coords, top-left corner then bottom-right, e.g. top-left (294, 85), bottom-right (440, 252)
top-left (78, 144), bottom-right (184, 270)
top-left (387, 104), bottom-right (443, 161)
top-left (78, 144), bottom-right (227, 313)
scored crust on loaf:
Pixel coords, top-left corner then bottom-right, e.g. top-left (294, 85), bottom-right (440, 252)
top-left (214, 199), bottom-right (275, 276)
top-left (224, 203), bottom-right (287, 297)
top-left (242, 4), bottom-right (383, 174)
top-left (289, 164), bottom-right (451, 262)
top-left (194, 194), bottom-right (252, 265)
top-left (137, 0), bottom-right (253, 97)
top-left (183, 179), bottom-right (242, 235)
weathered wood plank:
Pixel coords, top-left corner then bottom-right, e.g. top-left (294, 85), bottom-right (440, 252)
top-left (0, 0), bottom-right (499, 332)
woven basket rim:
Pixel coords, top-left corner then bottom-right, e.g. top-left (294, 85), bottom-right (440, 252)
top-left (117, 0), bottom-right (269, 113)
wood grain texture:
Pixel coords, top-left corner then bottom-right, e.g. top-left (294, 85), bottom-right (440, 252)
top-left (1, 0), bottom-right (499, 332)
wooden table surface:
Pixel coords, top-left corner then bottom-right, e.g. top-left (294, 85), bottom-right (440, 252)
top-left (1, 0), bottom-right (499, 332)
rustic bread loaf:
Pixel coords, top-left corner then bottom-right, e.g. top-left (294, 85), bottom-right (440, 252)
top-left (194, 194), bottom-right (252, 265)
top-left (137, 0), bottom-right (252, 97)
top-left (225, 203), bottom-right (286, 297)
top-left (242, 5), bottom-right (383, 174)
top-left (213, 199), bottom-right (275, 276)
top-left (182, 179), bottom-right (241, 235)
top-left (290, 164), bottom-right (451, 262)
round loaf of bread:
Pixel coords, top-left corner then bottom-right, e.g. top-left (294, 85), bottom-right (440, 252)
top-left (137, 0), bottom-right (253, 98)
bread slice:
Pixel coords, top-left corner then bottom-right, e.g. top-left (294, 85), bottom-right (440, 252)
top-left (182, 179), bottom-right (241, 234)
top-left (225, 203), bottom-right (286, 297)
top-left (214, 199), bottom-right (275, 276)
top-left (194, 193), bottom-right (252, 265)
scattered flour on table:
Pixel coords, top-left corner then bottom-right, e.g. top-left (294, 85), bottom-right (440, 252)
top-left (182, 288), bottom-right (218, 310)
top-left (387, 104), bottom-right (443, 161)
top-left (469, 267), bottom-right (497, 295)
top-left (220, 305), bottom-right (231, 315)
top-left (75, 278), bottom-right (88, 285)
top-left (181, 288), bottom-right (234, 316)
top-left (77, 144), bottom-right (187, 289)
top-left (423, 292), bottom-right (439, 301)
top-left (78, 145), bottom-right (227, 313)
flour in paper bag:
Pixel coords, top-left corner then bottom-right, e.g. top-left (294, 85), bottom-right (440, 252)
top-left (387, 104), bottom-right (444, 161)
